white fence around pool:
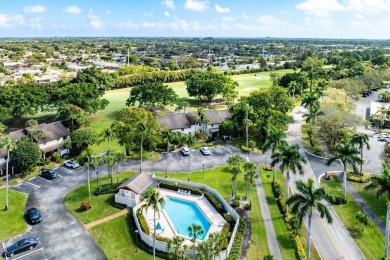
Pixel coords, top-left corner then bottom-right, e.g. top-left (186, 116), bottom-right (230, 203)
top-left (131, 177), bottom-right (240, 259)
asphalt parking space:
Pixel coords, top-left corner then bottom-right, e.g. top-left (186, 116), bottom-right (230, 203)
top-left (211, 146), bottom-right (224, 156)
top-left (170, 151), bottom-right (182, 160)
top-left (226, 145), bottom-right (239, 153)
top-left (2, 238), bottom-right (47, 260)
top-left (219, 145), bottom-right (233, 154)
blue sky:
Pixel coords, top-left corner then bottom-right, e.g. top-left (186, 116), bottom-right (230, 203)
top-left (1, 0), bottom-right (390, 38)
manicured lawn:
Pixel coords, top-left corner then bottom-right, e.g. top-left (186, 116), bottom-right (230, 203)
top-left (0, 189), bottom-right (28, 241)
top-left (350, 181), bottom-right (387, 224)
top-left (64, 171), bottom-right (135, 224)
top-left (89, 215), bottom-right (162, 260)
top-left (321, 174), bottom-right (384, 259)
top-left (156, 165), bottom-right (270, 259)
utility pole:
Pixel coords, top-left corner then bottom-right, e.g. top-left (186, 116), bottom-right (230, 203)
top-left (127, 47), bottom-right (130, 66)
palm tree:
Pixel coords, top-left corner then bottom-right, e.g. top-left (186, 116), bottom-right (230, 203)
top-left (166, 236), bottom-right (185, 260)
top-left (244, 162), bottom-right (257, 203)
top-left (270, 143), bottom-right (307, 212)
top-left (303, 106), bottom-right (324, 142)
top-left (243, 103), bottom-right (253, 147)
top-left (26, 119), bottom-right (38, 142)
top-left (90, 155), bottom-right (102, 192)
top-left (197, 232), bottom-right (223, 260)
top-left (188, 223), bottom-right (204, 251)
top-left (350, 133), bottom-right (370, 176)
top-left (301, 92), bottom-right (320, 110)
top-left (327, 136), bottom-right (362, 201)
top-left (162, 129), bottom-right (173, 154)
top-left (81, 149), bottom-right (93, 204)
top-left (140, 188), bottom-right (165, 260)
top-left (287, 80), bottom-right (300, 100)
top-left (0, 137), bottom-right (17, 210)
top-left (63, 138), bottom-right (72, 155)
top-left (138, 122), bottom-right (146, 173)
top-left (113, 152), bottom-right (126, 184)
top-left (227, 154), bottom-right (245, 198)
top-left (99, 127), bottom-right (116, 154)
top-left (32, 129), bottom-right (46, 144)
top-left (262, 125), bottom-right (287, 182)
top-left (103, 154), bottom-right (116, 185)
top-left (365, 163), bottom-right (390, 259)
top-left (287, 178), bottom-right (333, 260)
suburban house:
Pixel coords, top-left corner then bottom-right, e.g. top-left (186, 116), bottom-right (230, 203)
top-left (156, 109), bottom-right (231, 137)
top-left (115, 173), bottom-right (154, 207)
top-left (0, 121), bottom-right (70, 176)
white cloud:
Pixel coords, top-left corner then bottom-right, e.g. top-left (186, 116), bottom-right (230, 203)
top-left (115, 20), bottom-right (139, 29)
top-left (257, 15), bottom-right (288, 26)
top-left (142, 12), bottom-right (154, 17)
top-left (115, 18), bottom-right (202, 32)
top-left (222, 16), bottom-right (235, 22)
top-left (346, 0), bottom-right (390, 13)
top-left (162, 0), bottom-right (176, 10)
top-left (0, 13), bottom-right (24, 28)
top-left (241, 12), bottom-right (254, 20)
top-left (185, 0), bottom-right (209, 12)
top-left (30, 16), bottom-right (44, 29)
top-left (164, 11), bottom-right (170, 17)
top-left (24, 5), bottom-right (47, 13)
top-left (106, 10), bottom-right (112, 15)
top-left (305, 17), bottom-right (332, 29)
top-left (63, 6), bottom-right (81, 14)
top-left (296, 0), bottom-right (345, 17)
top-left (87, 9), bottom-right (105, 29)
top-left (215, 4), bottom-right (230, 13)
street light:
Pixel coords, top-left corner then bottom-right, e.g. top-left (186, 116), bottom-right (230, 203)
top-left (202, 164), bottom-right (205, 179)
top-left (135, 229), bottom-right (139, 252)
top-left (188, 155), bottom-right (191, 182)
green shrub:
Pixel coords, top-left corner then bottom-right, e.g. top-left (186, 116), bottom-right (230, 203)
top-left (44, 158), bottom-right (51, 165)
top-left (277, 197), bottom-right (287, 216)
top-left (228, 220), bottom-right (246, 260)
top-left (156, 235), bottom-right (169, 242)
top-left (293, 235), bottom-right (306, 260)
top-left (137, 212), bottom-right (150, 235)
top-left (94, 184), bottom-right (118, 196)
top-left (263, 255), bottom-right (275, 260)
top-left (51, 152), bottom-right (62, 163)
top-left (241, 145), bottom-right (251, 152)
top-left (272, 181), bottom-right (282, 198)
top-left (111, 201), bottom-right (127, 210)
top-left (244, 202), bottom-right (251, 210)
top-left (232, 200), bottom-right (240, 208)
top-left (347, 171), bottom-right (369, 183)
top-left (224, 213), bottom-right (233, 224)
top-left (329, 196), bottom-right (347, 205)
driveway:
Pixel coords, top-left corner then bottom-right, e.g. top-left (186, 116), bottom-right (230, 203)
top-left (3, 166), bottom-right (106, 260)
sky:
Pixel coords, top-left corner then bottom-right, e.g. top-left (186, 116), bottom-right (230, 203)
top-left (1, 0), bottom-right (390, 39)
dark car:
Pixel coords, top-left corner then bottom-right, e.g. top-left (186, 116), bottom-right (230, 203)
top-left (5, 237), bottom-right (39, 257)
top-left (27, 208), bottom-right (42, 224)
top-left (41, 169), bottom-right (57, 179)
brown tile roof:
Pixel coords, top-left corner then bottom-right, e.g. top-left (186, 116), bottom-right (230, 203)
top-left (204, 110), bottom-right (232, 124)
top-left (117, 173), bottom-right (153, 194)
top-left (26, 121), bottom-right (70, 144)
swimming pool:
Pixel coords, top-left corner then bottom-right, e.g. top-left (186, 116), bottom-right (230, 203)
top-left (163, 196), bottom-right (211, 240)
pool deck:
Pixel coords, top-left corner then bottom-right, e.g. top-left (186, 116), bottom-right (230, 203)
top-left (143, 188), bottom-right (226, 245)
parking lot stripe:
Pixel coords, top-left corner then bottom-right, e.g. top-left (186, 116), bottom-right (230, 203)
top-left (56, 174), bottom-right (62, 178)
top-left (38, 176), bottom-right (52, 182)
top-left (2, 241), bottom-right (5, 249)
top-left (215, 147), bottom-right (223, 155)
top-left (13, 183), bottom-right (22, 187)
top-left (12, 247), bottom-right (43, 260)
top-left (225, 146), bottom-right (233, 153)
top-left (169, 153), bottom-right (172, 160)
top-left (30, 177), bottom-right (36, 180)
top-left (26, 182), bottom-right (40, 188)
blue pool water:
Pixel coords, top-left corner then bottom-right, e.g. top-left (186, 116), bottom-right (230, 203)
top-left (163, 197), bottom-right (211, 240)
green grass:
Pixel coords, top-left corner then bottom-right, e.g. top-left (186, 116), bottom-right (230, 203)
top-left (321, 174), bottom-right (385, 259)
top-left (349, 181), bottom-right (387, 224)
top-left (89, 215), bottom-right (162, 260)
top-left (0, 189), bottom-right (28, 240)
top-left (261, 168), bottom-right (297, 259)
top-left (64, 171), bottom-right (136, 224)
top-left (156, 165), bottom-right (270, 259)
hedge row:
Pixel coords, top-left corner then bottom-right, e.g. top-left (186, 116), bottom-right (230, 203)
top-left (136, 210), bottom-right (150, 235)
top-left (127, 210), bottom-right (169, 259)
top-left (94, 179), bottom-right (127, 196)
top-left (347, 171), bottom-right (369, 183)
top-left (226, 220), bottom-right (246, 260)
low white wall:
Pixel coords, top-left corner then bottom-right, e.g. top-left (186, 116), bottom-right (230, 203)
top-left (115, 193), bottom-right (136, 208)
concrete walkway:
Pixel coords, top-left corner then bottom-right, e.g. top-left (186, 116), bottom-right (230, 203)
top-left (85, 207), bottom-right (130, 229)
top-left (255, 163), bottom-right (283, 259)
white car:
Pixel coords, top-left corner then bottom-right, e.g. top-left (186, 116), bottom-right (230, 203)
top-left (64, 160), bottom-right (80, 169)
top-left (379, 134), bottom-right (390, 141)
top-left (199, 147), bottom-right (211, 155)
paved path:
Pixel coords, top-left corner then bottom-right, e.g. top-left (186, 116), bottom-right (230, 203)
top-left (85, 208), bottom-right (130, 229)
top-left (255, 163), bottom-right (283, 259)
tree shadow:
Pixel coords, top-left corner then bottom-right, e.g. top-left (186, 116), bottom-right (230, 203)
top-left (276, 234), bottom-right (296, 249)
top-left (347, 226), bottom-right (364, 239)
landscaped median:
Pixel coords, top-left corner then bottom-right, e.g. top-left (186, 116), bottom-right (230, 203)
top-left (321, 174), bottom-right (385, 259)
top-left (0, 188), bottom-right (28, 241)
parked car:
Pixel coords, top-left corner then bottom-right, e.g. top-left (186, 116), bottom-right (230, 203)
top-left (199, 146), bottom-right (211, 155)
top-left (26, 208), bottom-right (42, 224)
top-left (4, 237), bottom-right (39, 257)
top-left (41, 169), bottom-right (57, 179)
top-left (378, 134), bottom-right (390, 141)
top-left (181, 147), bottom-right (190, 156)
top-left (63, 159), bottom-right (80, 168)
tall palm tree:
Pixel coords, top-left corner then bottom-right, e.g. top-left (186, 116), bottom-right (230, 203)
top-left (166, 236), bottom-right (185, 260)
top-left (197, 232), bottom-right (223, 260)
top-left (270, 143), bottom-right (307, 212)
top-left (350, 133), bottom-right (370, 176)
top-left (327, 136), bottom-right (362, 201)
top-left (26, 119), bottom-right (38, 142)
top-left (243, 103), bottom-right (253, 147)
top-left (162, 129), bottom-right (173, 154)
top-left (244, 162), bottom-right (257, 202)
top-left (287, 80), bottom-right (300, 100)
top-left (103, 154), bottom-right (116, 185)
top-left (138, 122), bottom-right (146, 173)
top-left (90, 155), bottom-right (102, 192)
top-left (188, 223), bottom-right (204, 251)
top-left (301, 92), bottom-right (320, 110)
top-left (364, 163), bottom-right (390, 259)
top-left (63, 138), bottom-right (72, 155)
top-left (287, 178), bottom-right (333, 260)
top-left (32, 129), bottom-right (46, 144)
top-left (0, 137), bottom-right (17, 210)
top-left (262, 125), bottom-right (287, 182)
top-left (140, 188), bottom-right (165, 260)
top-left (113, 152), bottom-right (126, 184)
top-left (99, 127), bottom-right (116, 154)
top-left (227, 154), bottom-right (245, 198)
top-left (81, 149), bottom-right (93, 204)
top-left (303, 106), bottom-right (324, 141)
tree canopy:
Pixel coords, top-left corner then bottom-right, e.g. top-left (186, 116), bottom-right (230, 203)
top-left (10, 141), bottom-right (41, 173)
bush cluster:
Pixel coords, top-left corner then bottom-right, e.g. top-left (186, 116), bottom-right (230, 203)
top-left (94, 184), bottom-right (118, 196)
top-left (293, 236), bottom-right (306, 260)
top-left (227, 220), bottom-right (246, 260)
top-left (232, 199), bottom-right (240, 208)
top-left (80, 201), bottom-right (91, 211)
top-left (136, 211), bottom-right (150, 235)
top-left (347, 171), bottom-right (369, 183)
top-left (111, 201), bottom-right (127, 210)
top-left (51, 152), bottom-right (62, 163)
top-left (329, 196), bottom-right (347, 205)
